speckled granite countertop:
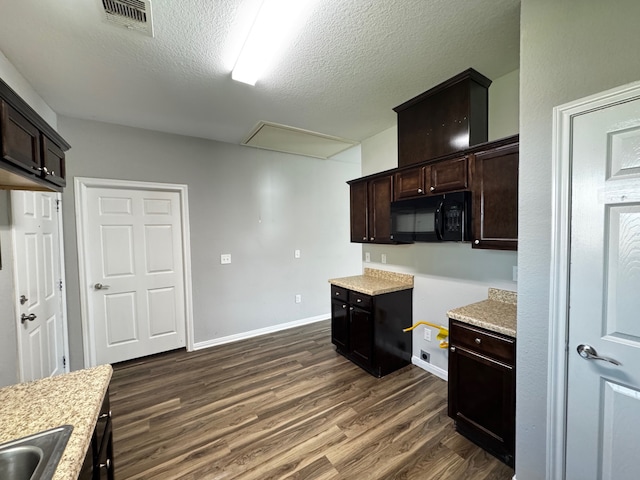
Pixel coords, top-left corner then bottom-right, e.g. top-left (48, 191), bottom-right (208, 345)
top-left (447, 288), bottom-right (517, 337)
top-left (0, 364), bottom-right (113, 480)
top-left (329, 268), bottom-right (414, 296)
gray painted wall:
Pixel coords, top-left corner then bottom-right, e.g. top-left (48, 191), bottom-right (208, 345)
top-left (517, 1), bottom-right (640, 478)
top-left (359, 70), bottom-right (520, 374)
top-left (58, 116), bottom-right (362, 370)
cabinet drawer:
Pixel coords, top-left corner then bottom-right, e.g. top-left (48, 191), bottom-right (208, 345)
top-left (349, 290), bottom-right (372, 310)
top-left (450, 320), bottom-right (515, 364)
top-left (331, 285), bottom-right (348, 301)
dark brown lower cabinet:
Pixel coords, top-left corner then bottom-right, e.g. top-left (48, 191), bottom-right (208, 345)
top-left (448, 320), bottom-right (515, 467)
top-left (79, 388), bottom-right (115, 480)
top-left (331, 285), bottom-right (412, 377)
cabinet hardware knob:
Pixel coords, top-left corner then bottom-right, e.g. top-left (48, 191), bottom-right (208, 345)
top-left (450, 346), bottom-right (456, 352)
top-left (20, 313), bottom-right (37, 324)
top-left (475, 338), bottom-right (482, 344)
top-left (356, 299), bottom-right (361, 303)
top-left (19, 295), bottom-right (28, 305)
top-left (349, 307), bottom-right (354, 311)
top-left (50, 170), bottom-right (55, 177)
top-left (362, 236), bottom-right (367, 241)
top-left (430, 186), bottom-right (435, 192)
top-left (370, 237), bottom-right (374, 241)
top-left (342, 304), bottom-right (347, 309)
top-left (474, 240), bottom-right (480, 245)
top-left (100, 459), bottom-right (111, 470)
top-left (417, 188), bottom-right (423, 194)
top-left (99, 410), bottom-right (112, 420)
top-left (335, 292), bottom-right (339, 296)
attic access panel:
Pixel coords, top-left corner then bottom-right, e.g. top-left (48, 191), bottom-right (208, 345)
top-left (242, 122), bottom-right (358, 160)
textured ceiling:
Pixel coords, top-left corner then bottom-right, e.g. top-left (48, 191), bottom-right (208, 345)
top-left (0, 0), bottom-right (520, 146)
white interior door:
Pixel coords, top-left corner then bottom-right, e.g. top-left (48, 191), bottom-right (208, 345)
top-left (77, 180), bottom-right (190, 365)
top-left (12, 190), bottom-right (67, 382)
top-left (565, 91), bottom-right (640, 479)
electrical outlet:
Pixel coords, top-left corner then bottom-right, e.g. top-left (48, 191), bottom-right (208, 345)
top-left (381, 253), bottom-right (387, 264)
top-left (420, 350), bottom-right (431, 363)
top-left (365, 252), bottom-right (371, 262)
top-left (424, 328), bottom-right (431, 341)
top-left (294, 249), bottom-right (301, 259)
top-left (220, 254), bottom-right (231, 264)
top-left (295, 294), bottom-right (302, 303)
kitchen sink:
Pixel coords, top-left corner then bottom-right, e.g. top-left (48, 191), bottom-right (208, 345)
top-left (0, 425), bottom-right (73, 480)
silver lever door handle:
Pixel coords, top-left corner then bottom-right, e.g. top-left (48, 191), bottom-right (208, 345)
top-left (94, 283), bottom-right (111, 290)
top-left (21, 313), bottom-right (37, 324)
top-left (577, 344), bottom-right (621, 366)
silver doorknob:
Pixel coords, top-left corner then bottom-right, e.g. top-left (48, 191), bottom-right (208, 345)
top-left (94, 283), bottom-right (111, 290)
top-left (577, 344), bottom-right (621, 366)
top-left (21, 313), bottom-right (37, 324)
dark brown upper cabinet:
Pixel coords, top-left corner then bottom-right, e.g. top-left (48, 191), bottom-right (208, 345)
top-left (471, 140), bottom-right (519, 250)
top-left (349, 174), bottom-right (394, 244)
top-left (394, 69), bottom-right (491, 168)
top-left (394, 156), bottom-right (468, 201)
top-left (0, 78), bottom-right (70, 192)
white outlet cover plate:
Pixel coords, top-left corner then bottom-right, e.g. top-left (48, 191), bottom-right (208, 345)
top-left (365, 252), bottom-right (371, 262)
top-left (294, 249), bottom-right (301, 258)
top-left (221, 254), bottom-right (231, 264)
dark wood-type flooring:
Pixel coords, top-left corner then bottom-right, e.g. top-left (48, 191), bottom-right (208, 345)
top-left (109, 320), bottom-right (514, 479)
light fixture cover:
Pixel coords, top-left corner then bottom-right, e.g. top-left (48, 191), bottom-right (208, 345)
top-left (232, 0), bottom-right (315, 85)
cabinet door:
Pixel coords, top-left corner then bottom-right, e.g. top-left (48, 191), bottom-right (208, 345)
top-left (429, 156), bottom-right (468, 193)
top-left (368, 175), bottom-right (393, 243)
top-left (448, 345), bottom-right (515, 465)
top-left (470, 143), bottom-right (518, 250)
top-left (394, 165), bottom-right (426, 200)
top-left (41, 135), bottom-right (66, 187)
top-left (350, 180), bottom-right (368, 243)
top-left (349, 307), bottom-right (373, 367)
top-left (331, 298), bottom-right (349, 351)
top-left (1, 100), bottom-right (41, 175)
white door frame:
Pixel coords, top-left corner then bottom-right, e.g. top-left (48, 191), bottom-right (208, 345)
top-left (75, 177), bottom-right (194, 367)
top-left (547, 80), bottom-right (640, 479)
top-left (11, 191), bottom-right (70, 381)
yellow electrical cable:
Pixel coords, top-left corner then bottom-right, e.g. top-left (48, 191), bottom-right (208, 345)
top-left (403, 321), bottom-right (450, 349)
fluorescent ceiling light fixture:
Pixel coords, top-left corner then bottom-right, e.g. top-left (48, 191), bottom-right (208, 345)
top-left (232, 0), bottom-right (315, 86)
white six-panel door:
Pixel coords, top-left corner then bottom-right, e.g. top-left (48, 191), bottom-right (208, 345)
top-left (565, 91), bottom-right (640, 479)
top-left (12, 191), bottom-right (66, 381)
top-left (76, 179), bottom-right (190, 366)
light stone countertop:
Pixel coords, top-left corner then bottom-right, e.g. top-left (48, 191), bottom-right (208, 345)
top-left (0, 364), bottom-right (113, 480)
top-left (329, 267), bottom-right (414, 296)
top-left (447, 288), bottom-right (517, 337)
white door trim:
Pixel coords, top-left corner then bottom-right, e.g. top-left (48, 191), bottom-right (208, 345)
top-left (75, 177), bottom-right (194, 367)
top-left (547, 79), bottom-right (640, 480)
top-left (11, 192), bottom-right (70, 381)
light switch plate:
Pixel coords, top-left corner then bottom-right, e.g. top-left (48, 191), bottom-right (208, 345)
top-left (294, 249), bottom-right (301, 259)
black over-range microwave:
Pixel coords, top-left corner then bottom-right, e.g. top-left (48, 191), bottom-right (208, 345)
top-left (390, 191), bottom-right (471, 243)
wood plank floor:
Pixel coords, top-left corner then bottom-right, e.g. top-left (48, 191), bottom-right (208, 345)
top-left (109, 321), bottom-right (514, 479)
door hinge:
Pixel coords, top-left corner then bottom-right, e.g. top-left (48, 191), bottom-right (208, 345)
top-left (59, 279), bottom-right (63, 291)
top-left (63, 356), bottom-right (67, 368)
top-left (56, 199), bottom-right (60, 212)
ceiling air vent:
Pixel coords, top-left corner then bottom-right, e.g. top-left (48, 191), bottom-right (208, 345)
top-left (101, 0), bottom-right (154, 37)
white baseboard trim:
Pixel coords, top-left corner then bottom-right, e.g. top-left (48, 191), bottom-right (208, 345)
top-left (193, 314), bottom-right (330, 351)
top-left (412, 355), bottom-right (448, 381)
